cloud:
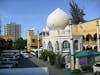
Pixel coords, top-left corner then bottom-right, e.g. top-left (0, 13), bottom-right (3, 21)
top-left (30, 27), bottom-right (35, 30)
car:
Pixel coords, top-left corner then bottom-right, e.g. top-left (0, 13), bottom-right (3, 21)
top-left (22, 53), bottom-right (29, 58)
top-left (93, 62), bottom-right (100, 75)
top-left (20, 51), bottom-right (26, 55)
top-left (30, 51), bottom-right (36, 56)
top-left (0, 61), bottom-right (18, 68)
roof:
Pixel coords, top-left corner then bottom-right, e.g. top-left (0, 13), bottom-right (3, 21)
top-left (74, 50), bottom-right (100, 58)
top-left (0, 67), bottom-right (49, 75)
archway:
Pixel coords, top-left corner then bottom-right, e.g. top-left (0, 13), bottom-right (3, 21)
top-left (93, 33), bottom-right (97, 41)
top-left (86, 34), bottom-right (92, 41)
top-left (94, 46), bottom-right (97, 52)
top-left (48, 41), bottom-right (53, 51)
top-left (82, 35), bottom-right (85, 42)
top-left (73, 40), bottom-right (78, 51)
top-left (62, 40), bottom-right (70, 51)
top-left (86, 45), bottom-right (92, 50)
top-left (83, 46), bottom-right (86, 50)
top-left (55, 41), bottom-right (59, 51)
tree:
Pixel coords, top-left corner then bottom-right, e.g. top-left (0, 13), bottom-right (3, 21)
top-left (0, 38), bottom-right (6, 50)
top-left (14, 37), bottom-right (27, 49)
top-left (69, 1), bottom-right (85, 24)
top-left (6, 39), bottom-right (13, 49)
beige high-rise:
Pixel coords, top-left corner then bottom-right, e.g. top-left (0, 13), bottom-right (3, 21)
top-left (4, 22), bottom-right (21, 41)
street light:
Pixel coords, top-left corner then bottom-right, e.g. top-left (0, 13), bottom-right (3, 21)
top-left (96, 20), bottom-right (100, 52)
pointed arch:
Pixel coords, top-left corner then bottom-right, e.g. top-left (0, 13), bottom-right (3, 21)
top-left (48, 41), bottom-right (53, 51)
top-left (62, 40), bottom-right (70, 51)
top-left (94, 46), bottom-right (97, 52)
top-left (93, 33), bottom-right (97, 41)
top-left (86, 45), bottom-right (92, 50)
top-left (73, 40), bottom-right (78, 50)
top-left (86, 34), bottom-right (92, 41)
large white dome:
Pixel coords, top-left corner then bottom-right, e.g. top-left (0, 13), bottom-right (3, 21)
top-left (47, 8), bottom-right (69, 30)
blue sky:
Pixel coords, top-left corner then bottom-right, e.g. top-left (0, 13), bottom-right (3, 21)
top-left (0, 0), bottom-right (100, 39)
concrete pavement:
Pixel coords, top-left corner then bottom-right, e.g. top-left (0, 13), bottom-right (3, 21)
top-left (17, 56), bottom-right (38, 68)
top-left (29, 54), bottom-right (67, 75)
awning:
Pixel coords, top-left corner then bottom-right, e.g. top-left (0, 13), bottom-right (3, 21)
top-left (74, 50), bottom-right (100, 58)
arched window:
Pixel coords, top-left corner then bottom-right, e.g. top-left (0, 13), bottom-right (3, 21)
top-left (73, 40), bottom-right (78, 50)
top-left (55, 41), bottom-right (59, 51)
top-left (48, 41), bottom-right (53, 51)
top-left (86, 34), bottom-right (92, 41)
top-left (62, 40), bottom-right (70, 51)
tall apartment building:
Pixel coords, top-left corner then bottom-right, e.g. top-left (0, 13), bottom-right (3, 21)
top-left (4, 22), bottom-right (21, 41)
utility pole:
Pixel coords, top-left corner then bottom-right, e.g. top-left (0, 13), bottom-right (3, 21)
top-left (37, 30), bottom-right (39, 49)
top-left (96, 20), bottom-right (100, 52)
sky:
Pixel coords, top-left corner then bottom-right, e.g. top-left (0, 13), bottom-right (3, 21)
top-left (0, 0), bottom-right (100, 39)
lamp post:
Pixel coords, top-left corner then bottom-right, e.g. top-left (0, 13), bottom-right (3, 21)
top-left (96, 20), bottom-right (100, 52)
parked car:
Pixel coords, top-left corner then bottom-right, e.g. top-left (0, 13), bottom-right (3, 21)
top-left (0, 61), bottom-right (17, 68)
top-left (93, 62), bottom-right (100, 75)
top-left (22, 53), bottom-right (29, 58)
top-left (30, 51), bottom-right (36, 56)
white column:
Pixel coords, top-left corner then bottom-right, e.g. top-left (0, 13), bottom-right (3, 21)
top-left (69, 19), bottom-right (75, 70)
top-left (75, 58), bottom-right (80, 69)
top-left (80, 22), bottom-right (83, 51)
top-left (59, 41), bottom-right (62, 54)
top-left (96, 20), bottom-right (100, 52)
top-left (78, 39), bottom-right (82, 51)
top-left (37, 30), bottom-right (39, 49)
top-left (70, 39), bottom-right (75, 70)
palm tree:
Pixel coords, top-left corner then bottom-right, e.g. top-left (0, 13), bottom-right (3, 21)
top-left (69, 1), bottom-right (85, 24)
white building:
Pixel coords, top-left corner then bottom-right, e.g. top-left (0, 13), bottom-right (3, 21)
top-left (43, 8), bottom-right (82, 70)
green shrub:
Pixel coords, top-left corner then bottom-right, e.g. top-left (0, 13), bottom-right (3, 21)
top-left (48, 51), bottom-right (56, 65)
top-left (54, 53), bottom-right (64, 68)
top-left (72, 69), bottom-right (81, 73)
top-left (39, 50), bottom-right (56, 65)
top-left (81, 64), bottom-right (91, 71)
top-left (39, 50), bottom-right (48, 61)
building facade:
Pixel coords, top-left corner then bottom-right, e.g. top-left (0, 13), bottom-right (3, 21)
top-left (26, 8), bottom-right (100, 70)
top-left (72, 18), bottom-right (100, 51)
top-left (4, 22), bottom-right (21, 41)
top-left (27, 30), bottom-right (42, 51)
top-left (43, 8), bottom-right (100, 70)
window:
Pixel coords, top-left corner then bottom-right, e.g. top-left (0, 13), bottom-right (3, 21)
top-left (95, 64), bottom-right (100, 67)
top-left (32, 39), bottom-right (35, 42)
